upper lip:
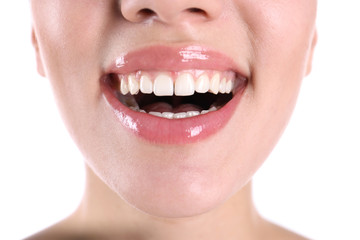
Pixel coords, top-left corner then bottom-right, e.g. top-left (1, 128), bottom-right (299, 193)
top-left (106, 45), bottom-right (249, 79)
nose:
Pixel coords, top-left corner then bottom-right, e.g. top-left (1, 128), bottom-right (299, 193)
top-left (120, 0), bottom-right (223, 24)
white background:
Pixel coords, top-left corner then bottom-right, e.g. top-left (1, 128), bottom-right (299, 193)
top-left (0, 1), bottom-right (359, 239)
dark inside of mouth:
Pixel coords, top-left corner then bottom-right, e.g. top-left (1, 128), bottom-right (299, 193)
top-left (140, 92), bottom-right (231, 110)
top-left (115, 92), bottom-right (233, 113)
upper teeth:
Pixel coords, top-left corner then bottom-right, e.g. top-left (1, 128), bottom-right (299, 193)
top-left (118, 70), bottom-right (235, 96)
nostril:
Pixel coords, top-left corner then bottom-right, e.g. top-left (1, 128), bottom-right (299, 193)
top-left (137, 8), bottom-right (156, 19)
top-left (187, 7), bottom-right (207, 16)
top-left (188, 8), bottom-right (204, 13)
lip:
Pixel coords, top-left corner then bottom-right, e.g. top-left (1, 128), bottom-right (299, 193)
top-left (101, 45), bottom-right (248, 144)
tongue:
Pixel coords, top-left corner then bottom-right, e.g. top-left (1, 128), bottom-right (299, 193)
top-left (142, 102), bottom-right (202, 113)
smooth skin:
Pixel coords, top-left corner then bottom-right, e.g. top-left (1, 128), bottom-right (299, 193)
top-left (28, 0), bottom-right (317, 239)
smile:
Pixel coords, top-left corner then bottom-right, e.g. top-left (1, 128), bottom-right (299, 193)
top-left (102, 45), bottom-right (248, 144)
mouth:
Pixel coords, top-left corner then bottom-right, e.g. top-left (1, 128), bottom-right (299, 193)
top-left (102, 46), bottom-right (248, 144)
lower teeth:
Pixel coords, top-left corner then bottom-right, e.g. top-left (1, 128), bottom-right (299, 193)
top-left (129, 106), bottom-right (218, 119)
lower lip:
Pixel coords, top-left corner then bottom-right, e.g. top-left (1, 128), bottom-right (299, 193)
top-left (101, 76), bottom-right (246, 145)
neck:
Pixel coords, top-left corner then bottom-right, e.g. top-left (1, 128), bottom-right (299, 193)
top-left (72, 165), bottom-right (263, 240)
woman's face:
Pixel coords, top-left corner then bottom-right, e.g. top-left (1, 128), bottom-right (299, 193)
top-left (31, 0), bottom-right (317, 217)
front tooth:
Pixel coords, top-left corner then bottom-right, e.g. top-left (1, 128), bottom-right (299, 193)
top-left (149, 112), bottom-right (162, 117)
top-left (175, 73), bottom-right (195, 96)
top-left (120, 75), bottom-right (129, 95)
top-left (140, 74), bottom-right (153, 94)
top-left (226, 80), bottom-right (234, 94)
top-left (154, 73), bottom-right (173, 96)
top-left (219, 78), bottom-right (227, 94)
top-left (128, 74), bottom-right (139, 95)
top-left (173, 112), bottom-right (187, 119)
top-left (162, 112), bottom-right (174, 119)
top-left (209, 73), bottom-right (220, 94)
top-left (195, 74), bottom-right (210, 93)
top-left (187, 111), bottom-right (200, 117)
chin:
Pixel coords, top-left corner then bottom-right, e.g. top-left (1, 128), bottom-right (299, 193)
top-left (120, 175), bottom-right (233, 218)
top-left (95, 153), bottom-right (239, 218)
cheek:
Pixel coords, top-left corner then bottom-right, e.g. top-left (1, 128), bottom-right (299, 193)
top-left (259, 2), bottom-right (316, 64)
top-left (247, 1), bottom-right (316, 107)
top-left (31, 1), bottom-right (114, 132)
top-left (32, 1), bottom-right (111, 77)
top-left (223, 1), bottom-right (317, 187)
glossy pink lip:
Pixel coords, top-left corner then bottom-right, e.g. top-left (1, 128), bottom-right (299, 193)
top-left (101, 45), bottom-right (248, 144)
top-left (111, 45), bottom-right (248, 74)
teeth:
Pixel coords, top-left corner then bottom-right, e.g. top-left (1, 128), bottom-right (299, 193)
top-left (226, 80), bottom-right (234, 94)
top-left (118, 71), bottom-right (236, 96)
top-left (187, 111), bottom-right (200, 117)
top-left (162, 112), bottom-right (174, 119)
top-left (175, 73), bottom-right (195, 96)
top-left (195, 74), bottom-right (210, 93)
top-left (219, 78), bottom-right (227, 94)
top-left (128, 74), bottom-right (139, 95)
top-left (201, 110), bottom-right (209, 114)
top-left (133, 106), bottom-right (218, 119)
top-left (120, 75), bottom-right (129, 95)
top-left (117, 71), bottom-right (235, 119)
top-left (173, 112), bottom-right (188, 119)
top-left (130, 104), bottom-right (220, 119)
top-left (208, 106), bottom-right (217, 112)
top-left (149, 111), bottom-right (162, 117)
top-left (154, 73), bottom-right (174, 96)
top-left (140, 74), bottom-right (153, 94)
top-left (209, 73), bottom-right (220, 94)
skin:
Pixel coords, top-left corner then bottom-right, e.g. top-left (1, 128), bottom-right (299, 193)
top-left (28, 0), bottom-right (317, 239)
